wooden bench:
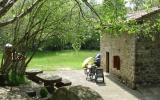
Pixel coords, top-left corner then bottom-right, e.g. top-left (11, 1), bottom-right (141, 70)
top-left (55, 79), bottom-right (72, 88)
top-left (36, 73), bottom-right (62, 93)
top-left (25, 69), bottom-right (43, 83)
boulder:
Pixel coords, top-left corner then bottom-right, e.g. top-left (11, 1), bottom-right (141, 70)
top-left (50, 85), bottom-right (103, 100)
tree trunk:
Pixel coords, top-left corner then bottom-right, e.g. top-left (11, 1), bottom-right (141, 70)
top-left (0, 43), bottom-right (27, 85)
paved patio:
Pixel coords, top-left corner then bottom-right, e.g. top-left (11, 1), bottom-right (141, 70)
top-left (51, 70), bottom-right (160, 100)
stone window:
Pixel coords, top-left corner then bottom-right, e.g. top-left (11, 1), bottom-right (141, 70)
top-left (113, 56), bottom-right (120, 70)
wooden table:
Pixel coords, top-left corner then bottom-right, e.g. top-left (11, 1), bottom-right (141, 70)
top-left (36, 73), bottom-right (62, 93)
top-left (25, 69), bottom-right (43, 83)
top-left (26, 69), bottom-right (43, 75)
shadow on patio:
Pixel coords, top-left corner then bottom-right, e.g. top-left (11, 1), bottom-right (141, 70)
top-left (51, 70), bottom-right (144, 100)
top-left (106, 74), bottom-right (160, 100)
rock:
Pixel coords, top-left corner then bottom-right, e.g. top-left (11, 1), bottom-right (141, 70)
top-left (50, 85), bottom-right (103, 100)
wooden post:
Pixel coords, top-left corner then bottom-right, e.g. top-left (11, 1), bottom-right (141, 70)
top-left (0, 43), bottom-right (13, 74)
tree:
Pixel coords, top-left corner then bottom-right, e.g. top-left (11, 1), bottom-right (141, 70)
top-left (98, 0), bottom-right (160, 39)
top-left (0, 0), bottom-right (101, 85)
top-left (0, 0), bottom-right (45, 27)
top-left (0, 1), bottom-right (51, 85)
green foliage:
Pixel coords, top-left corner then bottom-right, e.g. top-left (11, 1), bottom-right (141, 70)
top-left (130, 0), bottom-right (160, 11)
top-left (9, 71), bottom-right (26, 86)
top-left (98, 0), bottom-right (127, 36)
top-left (98, 0), bottom-right (160, 39)
top-left (42, 35), bottom-right (70, 51)
top-left (138, 19), bottom-right (160, 40)
top-left (0, 0), bottom-right (100, 51)
top-left (40, 87), bottom-right (48, 98)
top-left (35, 0), bottom-right (101, 51)
top-left (102, 0), bottom-right (127, 22)
top-left (81, 31), bottom-right (100, 50)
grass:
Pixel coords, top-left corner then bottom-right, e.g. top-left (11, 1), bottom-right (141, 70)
top-left (28, 50), bottom-right (98, 70)
top-left (0, 50), bottom-right (98, 70)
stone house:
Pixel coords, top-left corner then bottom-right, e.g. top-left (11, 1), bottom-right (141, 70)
top-left (100, 8), bottom-right (160, 89)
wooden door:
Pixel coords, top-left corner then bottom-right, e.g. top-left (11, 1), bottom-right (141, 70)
top-left (106, 52), bottom-right (109, 73)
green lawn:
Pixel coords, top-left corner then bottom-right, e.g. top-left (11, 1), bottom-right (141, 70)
top-left (28, 50), bottom-right (98, 70)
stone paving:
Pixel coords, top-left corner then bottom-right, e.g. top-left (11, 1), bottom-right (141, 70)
top-left (51, 70), bottom-right (160, 100)
top-left (0, 70), bottom-right (159, 100)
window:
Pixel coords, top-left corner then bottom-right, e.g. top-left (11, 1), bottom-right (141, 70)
top-left (113, 56), bottom-right (120, 70)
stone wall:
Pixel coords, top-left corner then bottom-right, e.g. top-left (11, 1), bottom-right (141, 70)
top-left (135, 35), bottom-right (160, 86)
top-left (100, 33), bottom-right (136, 88)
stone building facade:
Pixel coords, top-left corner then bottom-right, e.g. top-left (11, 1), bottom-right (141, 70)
top-left (135, 35), bottom-right (160, 85)
top-left (100, 8), bottom-right (160, 88)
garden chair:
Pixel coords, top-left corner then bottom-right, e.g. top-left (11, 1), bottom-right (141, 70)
top-left (95, 68), bottom-right (104, 83)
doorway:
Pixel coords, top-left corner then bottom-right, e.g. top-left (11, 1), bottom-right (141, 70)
top-left (106, 52), bottom-right (109, 73)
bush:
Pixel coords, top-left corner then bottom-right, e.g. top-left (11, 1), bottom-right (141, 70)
top-left (9, 71), bottom-right (26, 86)
top-left (40, 87), bottom-right (48, 98)
top-left (40, 31), bottom-right (100, 51)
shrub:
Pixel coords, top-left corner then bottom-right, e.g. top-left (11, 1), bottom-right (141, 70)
top-left (9, 71), bottom-right (26, 86)
top-left (40, 87), bottom-right (48, 98)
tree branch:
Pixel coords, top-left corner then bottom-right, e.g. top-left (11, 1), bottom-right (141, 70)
top-left (0, 0), bottom-right (9, 7)
top-left (0, 0), bottom-right (18, 18)
top-left (0, 0), bottom-right (44, 27)
top-left (74, 0), bottom-right (86, 20)
top-left (83, 1), bottom-right (102, 25)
